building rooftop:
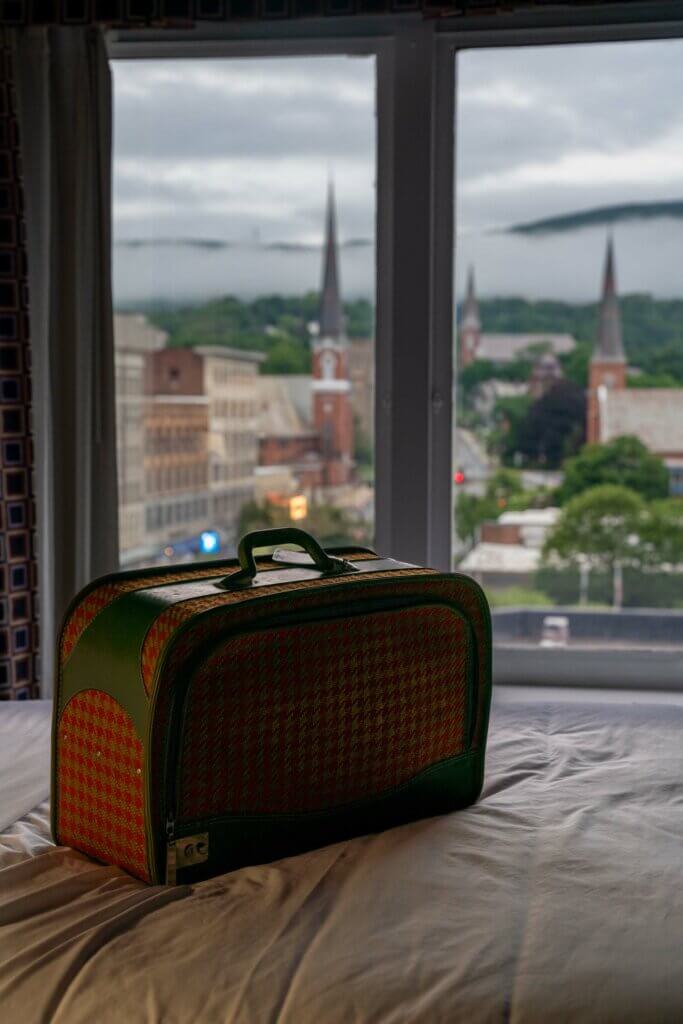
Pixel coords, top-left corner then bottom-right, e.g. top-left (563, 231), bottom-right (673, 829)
top-left (257, 376), bottom-right (312, 438)
top-left (459, 542), bottom-right (541, 574)
top-left (194, 345), bottom-right (266, 363)
top-left (498, 508), bottom-right (560, 527)
top-left (114, 313), bottom-right (167, 352)
top-left (599, 388), bottom-right (683, 454)
top-left (478, 333), bottom-right (575, 363)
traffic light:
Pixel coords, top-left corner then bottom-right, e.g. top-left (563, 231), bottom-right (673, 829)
top-left (454, 469), bottom-right (466, 486)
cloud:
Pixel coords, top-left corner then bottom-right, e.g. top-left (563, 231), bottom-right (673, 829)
top-left (111, 38), bottom-right (683, 299)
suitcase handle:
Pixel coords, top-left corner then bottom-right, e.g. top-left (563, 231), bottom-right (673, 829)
top-left (218, 528), bottom-right (355, 589)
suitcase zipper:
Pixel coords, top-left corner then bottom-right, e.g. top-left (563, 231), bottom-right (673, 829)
top-left (165, 809), bottom-right (176, 885)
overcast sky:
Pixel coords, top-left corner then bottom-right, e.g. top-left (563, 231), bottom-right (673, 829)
top-left (111, 39), bottom-right (683, 301)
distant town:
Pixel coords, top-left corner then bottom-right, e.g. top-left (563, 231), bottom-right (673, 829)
top-left (455, 239), bottom-right (683, 610)
top-left (115, 184), bottom-right (374, 570)
top-left (115, 192), bottom-right (683, 611)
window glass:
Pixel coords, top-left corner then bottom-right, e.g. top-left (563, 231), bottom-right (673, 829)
top-left (454, 41), bottom-right (683, 660)
top-left (112, 56), bottom-right (376, 567)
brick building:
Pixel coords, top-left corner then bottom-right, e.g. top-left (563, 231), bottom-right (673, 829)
top-left (143, 347), bottom-right (210, 552)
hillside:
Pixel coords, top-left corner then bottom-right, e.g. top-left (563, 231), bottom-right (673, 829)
top-left (145, 293), bottom-right (374, 375)
top-left (133, 292), bottom-right (683, 383)
top-left (509, 200), bottom-right (683, 236)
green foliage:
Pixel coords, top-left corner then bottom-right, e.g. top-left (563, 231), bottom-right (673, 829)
top-left (237, 499), bottom-right (371, 548)
top-left (345, 298), bottom-right (374, 339)
top-left (544, 484), bottom-right (647, 570)
top-left (455, 492), bottom-right (498, 545)
top-left (260, 336), bottom-right (311, 374)
top-left (460, 295), bottom-right (683, 383)
top-left (640, 498), bottom-right (683, 567)
top-left (505, 379), bottom-right (586, 469)
top-left (145, 291), bottom-right (373, 376)
top-left (560, 341), bottom-right (591, 388)
top-left (558, 436), bottom-right (670, 504)
top-left (536, 565), bottom-right (683, 609)
top-left (628, 371), bottom-right (679, 389)
top-left (488, 395), bottom-right (532, 459)
top-left (485, 586), bottom-right (553, 608)
top-left (454, 469), bottom-right (527, 543)
top-left (541, 484), bottom-right (683, 606)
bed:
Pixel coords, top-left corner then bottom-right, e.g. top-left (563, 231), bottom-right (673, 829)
top-left (1, 688), bottom-right (682, 1023)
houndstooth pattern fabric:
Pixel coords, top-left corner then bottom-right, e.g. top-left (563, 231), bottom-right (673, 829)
top-left (141, 565), bottom-right (433, 693)
top-left (178, 604), bottom-right (471, 819)
top-left (56, 689), bottom-right (149, 881)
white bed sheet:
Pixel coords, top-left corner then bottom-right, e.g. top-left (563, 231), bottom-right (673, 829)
top-left (1, 691), bottom-right (682, 1023)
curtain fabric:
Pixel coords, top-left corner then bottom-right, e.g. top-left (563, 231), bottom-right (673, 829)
top-left (0, 31), bottom-right (40, 700)
top-left (16, 26), bottom-right (119, 698)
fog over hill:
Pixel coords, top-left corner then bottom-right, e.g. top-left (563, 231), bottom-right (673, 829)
top-left (113, 215), bottom-right (682, 308)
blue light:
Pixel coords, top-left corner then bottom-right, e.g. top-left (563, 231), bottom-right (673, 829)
top-left (200, 530), bottom-right (220, 555)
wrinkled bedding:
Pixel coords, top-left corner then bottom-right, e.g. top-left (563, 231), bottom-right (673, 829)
top-left (1, 692), bottom-right (682, 1023)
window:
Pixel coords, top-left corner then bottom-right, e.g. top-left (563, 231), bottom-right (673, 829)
top-left (112, 54), bottom-right (376, 568)
top-left (453, 38), bottom-right (683, 681)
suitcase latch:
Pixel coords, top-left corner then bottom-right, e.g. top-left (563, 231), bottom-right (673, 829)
top-left (175, 833), bottom-right (210, 870)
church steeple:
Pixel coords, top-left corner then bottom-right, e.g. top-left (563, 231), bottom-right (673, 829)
top-left (462, 266), bottom-right (480, 330)
top-left (459, 265), bottom-right (481, 368)
top-left (319, 180), bottom-right (345, 340)
top-left (587, 237), bottom-right (627, 444)
top-left (311, 179), bottom-right (353, 487)
top-left (593, 237), bottom-right (625, 363)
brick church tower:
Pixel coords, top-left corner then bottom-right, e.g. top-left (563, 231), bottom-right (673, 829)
top-left (312, 182), bottom-right (353, 486)
top-left (587, 238), bottom-right (627, 444)
top-left (459, 266), bottom-right (481, 368)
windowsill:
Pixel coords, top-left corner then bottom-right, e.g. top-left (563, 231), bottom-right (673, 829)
top-left (494, 643), bottom-right (683, 691)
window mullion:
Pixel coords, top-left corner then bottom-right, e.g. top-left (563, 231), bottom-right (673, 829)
top-left (375, 25), bottom-right (454, 569)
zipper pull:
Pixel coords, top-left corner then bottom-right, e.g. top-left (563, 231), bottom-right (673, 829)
top-left (165, 810), bottom-right (176, 886)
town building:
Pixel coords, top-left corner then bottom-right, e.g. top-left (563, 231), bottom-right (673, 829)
top-left (113, 313), bottom-right (166, 564)
top-left (143, 347), bottom-right (210, 556)
top-left (196, 346), bottom-right (265, 539)
top-left (459, 508), bottom-right (560, 588)
top-left (458, 267), bottom-right (576, 368)
top-left (587, 239), bottom-right (683, 495)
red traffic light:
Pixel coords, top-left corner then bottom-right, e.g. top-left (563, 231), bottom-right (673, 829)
top-left (454, 470), bottom-right (466, 485)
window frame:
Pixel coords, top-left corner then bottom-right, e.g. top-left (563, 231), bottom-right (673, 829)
top-left (109, 2), bottom-right (683, 690)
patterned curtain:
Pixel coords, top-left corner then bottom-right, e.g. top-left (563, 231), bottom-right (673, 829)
top-left (0, 29), bottom-right (39, 699)
top-left (0, 0), bottom-right (631, 29)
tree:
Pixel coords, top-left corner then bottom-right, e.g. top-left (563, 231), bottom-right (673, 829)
top-left (560, 341), bottom-right (591, 389)
top-left (543, 485), bottom-right (647, 607)
top-left (260, 336), bottom-right (311, 374)
top-left (508, 379), bottom-right (586, 468)
top-left (558, 436), bottom-right (670, 504)
top-left (640, 498), bottom-right (683, 568)
top-left (454, 469), bottom-right (526, 545)
top-left (455, 492), bottom-right (498, 546)
top-left (489, 394), bottom-right (531, 461)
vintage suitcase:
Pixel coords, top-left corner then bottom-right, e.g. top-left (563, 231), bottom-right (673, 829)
top-left (52, 528), bottom-right (492, 885)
